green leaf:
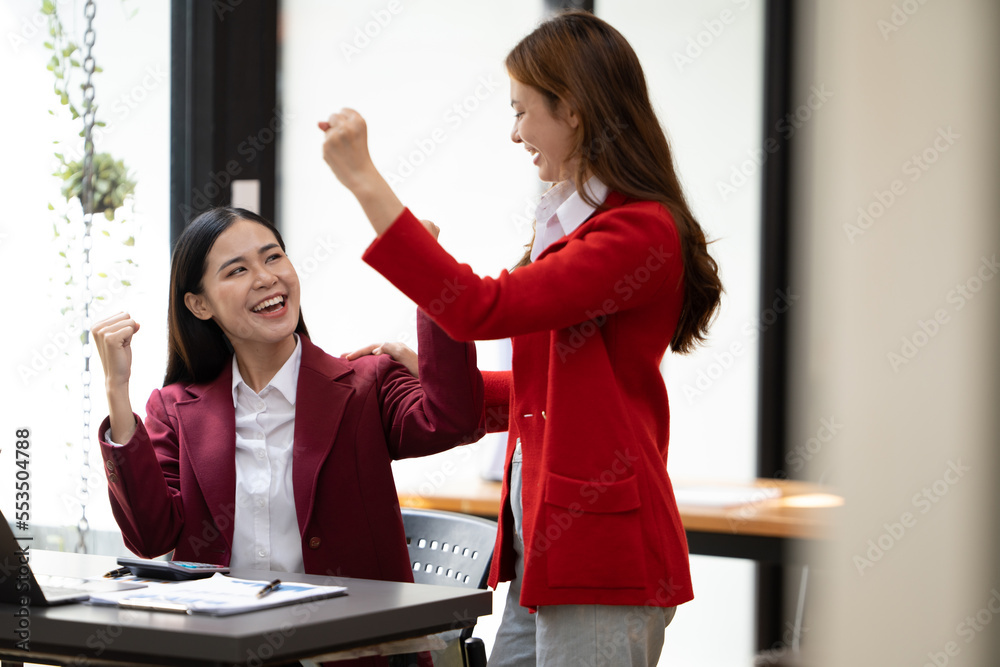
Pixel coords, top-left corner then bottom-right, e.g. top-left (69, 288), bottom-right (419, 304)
top-left (58, 251), bottom-right (66, 257)
top-left (101, 230), bottom-right (110, 237)
top-left (123, 236), bottom-right (135, 247)
top-left (42, 0), bottom-right (55, 14)
top-left (97, 272), bottom-right (107, 278)
top-left (60, 92), bottom-right (69, 105)
top-left (48, 203), bottom-right (55, 210)
top-left (104, 209), bottom-right (114, 221)
top-left (44, 41), bottom-right (54, 49)
top-left (121, 280), bottom-right (131, 287)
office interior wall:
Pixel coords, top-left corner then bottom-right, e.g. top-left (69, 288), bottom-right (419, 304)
top-left (787, 0), bottom-right (1000, 664)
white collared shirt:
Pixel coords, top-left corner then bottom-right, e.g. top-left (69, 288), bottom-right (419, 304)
top-left (530, 176), bottom-right (610, 262)
top-left (229, 335), bottom-right (304, 573)
top-left (106, 337), bottom-right (306, 573)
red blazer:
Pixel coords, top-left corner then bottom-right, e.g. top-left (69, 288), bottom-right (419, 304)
top-left (363, 192), bottom-right (694, 608)
top-left (98, 311), bottom-right (484, 586)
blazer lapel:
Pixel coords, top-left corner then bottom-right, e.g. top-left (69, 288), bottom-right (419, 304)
top-left (535, 190), bottom-right (630, 262)
top-left (175, 364), bottom-right (237, 551)
top-left (292, 336), bottom-right (356, 535)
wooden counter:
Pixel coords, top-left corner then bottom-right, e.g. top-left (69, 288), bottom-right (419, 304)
top-left (396, 475), bottom-right (842, 562)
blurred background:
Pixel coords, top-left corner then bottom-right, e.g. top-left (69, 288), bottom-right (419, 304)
top-left (0, 0), bottom-right (997, 664)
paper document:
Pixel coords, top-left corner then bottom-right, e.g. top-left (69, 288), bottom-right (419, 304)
top-left (674, 485), bottom-right (782, 508)
top-left (88, 573), bottom-right (347, 616)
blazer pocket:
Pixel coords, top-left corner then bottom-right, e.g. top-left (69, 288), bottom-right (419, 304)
top-left (539, 471), bottom-right (647, 589)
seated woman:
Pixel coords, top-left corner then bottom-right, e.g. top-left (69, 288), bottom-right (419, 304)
top-left (91, 206), bottom-right (484, 586)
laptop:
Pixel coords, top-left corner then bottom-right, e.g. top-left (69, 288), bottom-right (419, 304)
top-left (0, 510), bottom-right (139, 606)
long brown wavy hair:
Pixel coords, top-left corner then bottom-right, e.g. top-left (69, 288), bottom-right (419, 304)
top-left (164, 207), bottom-right (309, 386)
top-left (506, 10), bottom-right (722, 353)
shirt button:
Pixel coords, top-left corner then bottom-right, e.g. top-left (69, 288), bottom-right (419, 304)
top-left (108, 473), bottom-right (119, 484)
top-left (256, 449), bottom-right (265, 459)
top-left (258, 549), bottom-right (267, 559)
top-left (256, 400), bottom-right (265, 411)
top-left (256, 498), bottom-right (265, 508)
top-left (308, 537), bottom-right (321, 549)
top-left (105, 460), bottom-right (116, 472)
top-left (256, 432), bottom-right (265, 440)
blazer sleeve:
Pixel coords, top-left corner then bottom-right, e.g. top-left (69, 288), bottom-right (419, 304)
top-left (362, 204), bottom-right (683, 341)
top-left (99, 389), bottom-right (185, 558)
top-left (378, 309), bottom-right (486, 459)
top-left (482, 370), bottom-right (511, 433)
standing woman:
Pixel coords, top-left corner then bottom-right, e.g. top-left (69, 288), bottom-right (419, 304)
top-left (319, 10), bottom-right (722, 666)
top-left (91, 207), bottom-right (483, 595)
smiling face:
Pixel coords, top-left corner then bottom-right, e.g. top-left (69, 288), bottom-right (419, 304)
top-left (183, 219), bottom-right (300, 355)
top-left (510, 78), bottom-right (580, 183)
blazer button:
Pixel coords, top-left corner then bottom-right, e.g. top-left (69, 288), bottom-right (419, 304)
top-left (308, 537), bottom-right (321, 549)
top-left (105, 460), bottom-right (116, 472)
top-left (108, 473), bottom-right (119, 484)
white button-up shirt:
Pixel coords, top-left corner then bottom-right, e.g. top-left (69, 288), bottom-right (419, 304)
top-left (106, 337), bottom-right (306, 573)
top-left (530, 176), bottom-right (610, 262)
top-left (229, 335), bottom-right (304, 573)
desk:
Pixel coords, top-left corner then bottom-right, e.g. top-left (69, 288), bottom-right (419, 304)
top-left (396, 477), bottom-right (843, 563)
top-left (0, 550), bottom-right (492, 667)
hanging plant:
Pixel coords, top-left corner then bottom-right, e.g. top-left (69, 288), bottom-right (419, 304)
top-left (41, 0), bottom-right (140, 319)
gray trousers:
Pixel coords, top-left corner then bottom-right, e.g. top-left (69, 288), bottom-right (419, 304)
top-left (488, 442), bottom-right (676, 667)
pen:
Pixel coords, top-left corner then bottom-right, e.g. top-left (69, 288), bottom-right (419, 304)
top-left (256, 578), bottom-right (281, 598)
top-left (104, 567), bottom-right (131, 578)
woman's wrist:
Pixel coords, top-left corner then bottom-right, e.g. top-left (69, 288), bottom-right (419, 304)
top-left (106, 383), bottom-right (136, 443)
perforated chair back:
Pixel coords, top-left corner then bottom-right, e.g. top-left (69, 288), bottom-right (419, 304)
top-left (401, 508), bottom-right (497, 590)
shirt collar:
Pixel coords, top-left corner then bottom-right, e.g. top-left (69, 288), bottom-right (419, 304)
top-left (531, 176), bottom-right (609, 262)
top-left (231, 334), bottom-right (302, 407)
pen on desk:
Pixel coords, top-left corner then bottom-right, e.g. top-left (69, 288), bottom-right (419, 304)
top-left (256, 578), bottom-right (281, 598)
top-left (104, 567), bottom-right (131, 578)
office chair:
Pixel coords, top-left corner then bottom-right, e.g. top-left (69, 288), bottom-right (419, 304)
top-left (399, 508), bottom-right (498, 667)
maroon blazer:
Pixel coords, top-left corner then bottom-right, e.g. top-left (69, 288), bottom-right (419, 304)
top-left (98, 311), bottom-right (484, 586)
top-left (364, 194), bottom-right (694, 609)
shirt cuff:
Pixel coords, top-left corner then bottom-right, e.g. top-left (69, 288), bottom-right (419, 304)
top-left (105, 428), bottom-right (126, 447)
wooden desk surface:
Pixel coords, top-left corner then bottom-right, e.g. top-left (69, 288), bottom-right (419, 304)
top-left (397, 476), bottom-right (841, 541)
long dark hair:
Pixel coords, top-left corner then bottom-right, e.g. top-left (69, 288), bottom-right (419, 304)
top-left (506, 10), bottom-right (723, 354)
top-left (164, 207), bottom-right (308, 386)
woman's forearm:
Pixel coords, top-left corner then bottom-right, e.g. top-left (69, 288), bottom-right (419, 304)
top-left (107, 383), bottom-right (137, 443)
top-left (349, 171), bottom-right (405, 237)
